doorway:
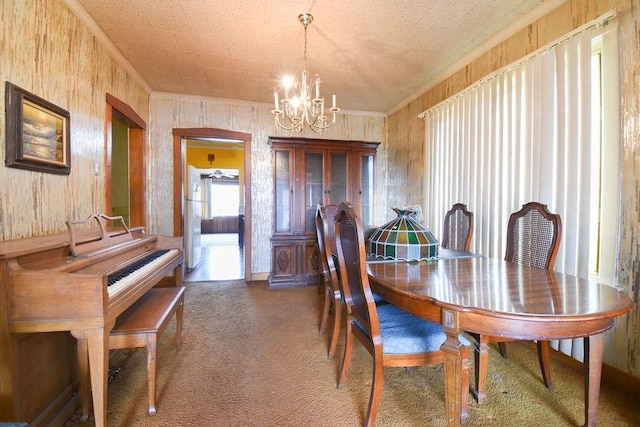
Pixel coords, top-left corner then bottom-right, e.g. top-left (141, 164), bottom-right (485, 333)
top-left (105, 94), bottom-right (146, 228)
top-left (186, 149), bottom-right (243, 281)
top-left (172, 128), bottom-right (252, 282)
top-left (110, 116), bottom-right (129, 225)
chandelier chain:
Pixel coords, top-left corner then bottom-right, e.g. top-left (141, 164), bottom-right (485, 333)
top-left (303, 18), bottom-right (308, 72)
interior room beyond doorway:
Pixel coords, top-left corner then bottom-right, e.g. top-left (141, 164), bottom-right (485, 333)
top-left (183, 134), bottom-right (247, 282)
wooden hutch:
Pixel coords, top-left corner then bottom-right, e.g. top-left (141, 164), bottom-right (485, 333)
top-left (269, 136), bottom-right (380, 288)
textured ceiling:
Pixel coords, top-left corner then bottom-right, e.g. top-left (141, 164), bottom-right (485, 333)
top-left (70, 0), bottom-right (554, 114)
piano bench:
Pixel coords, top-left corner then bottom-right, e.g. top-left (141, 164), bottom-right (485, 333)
top-left (110, 286), bottom-right (185, 415)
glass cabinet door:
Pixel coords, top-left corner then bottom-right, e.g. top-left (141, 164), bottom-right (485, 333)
top-left (330, 153), bottom-right (348, 204)
top-left (360, 153), bottom-right (375, 225)
top-left (305, 152), bottom-right (324, 232)
top-left (275, 150), bottom-right (292, 233)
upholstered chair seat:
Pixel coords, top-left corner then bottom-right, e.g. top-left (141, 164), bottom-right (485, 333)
top-left (355, 303), bottom-right (470, 355)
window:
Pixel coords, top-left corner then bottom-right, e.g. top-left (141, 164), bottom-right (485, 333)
top-left (203, 169), bottom-right (241, 218)
top-left (420, 14), bottom-right (619, 361)
top-left (209, 181), bottom-right (240, 217)
top-left (588, 31), bottom-right (620, 284)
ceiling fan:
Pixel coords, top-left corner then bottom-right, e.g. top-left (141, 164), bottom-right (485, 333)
top-left (208, 169), bottom-right (238, 179)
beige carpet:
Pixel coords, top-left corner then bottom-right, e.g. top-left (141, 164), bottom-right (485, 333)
top-left (64, 281), bottom-right (639, 426)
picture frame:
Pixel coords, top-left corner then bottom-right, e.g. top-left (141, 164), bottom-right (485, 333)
top-left (5, 81), bottom-right (71, 175)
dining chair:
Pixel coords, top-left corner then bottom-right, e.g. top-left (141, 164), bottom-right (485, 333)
top-left (470, 201), bottom-right (562, 404)
top-left (441, 203), bottom-right (474, 251)
top-left (315, 203), bottom-right (343, 359)
top-left (333, 201), bottom-right (470, 426)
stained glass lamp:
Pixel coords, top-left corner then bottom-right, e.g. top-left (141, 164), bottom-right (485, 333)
top-left (368, 208), bottom-right (439, 261)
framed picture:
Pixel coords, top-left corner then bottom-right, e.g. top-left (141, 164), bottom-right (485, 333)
top-left (5, 81), bottom-right (71, 175)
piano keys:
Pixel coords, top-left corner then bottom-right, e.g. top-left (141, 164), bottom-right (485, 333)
top-left (0, 214), bottom-right (184, 427)
top-left (107, 249), bottom-right (172, 287)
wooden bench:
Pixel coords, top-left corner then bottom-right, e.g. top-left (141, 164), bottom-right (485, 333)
top-left (110, 286), bottom-right (185, 415)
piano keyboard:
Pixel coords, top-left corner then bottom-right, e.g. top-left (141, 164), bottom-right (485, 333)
top-left (107, 249), bottom-right (179, 296)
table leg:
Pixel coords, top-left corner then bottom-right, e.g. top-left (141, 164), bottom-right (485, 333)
top-left (584, 333), bottom-right (604, 427)
top-left (472, 339), bottom-right (489, 404)
top-left (441, 309), bottom-right (470, 426)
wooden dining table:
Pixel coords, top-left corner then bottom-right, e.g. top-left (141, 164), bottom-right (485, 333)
top-left (366, 255), bottom-right (633, 427)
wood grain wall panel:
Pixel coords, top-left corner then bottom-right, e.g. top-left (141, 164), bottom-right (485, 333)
top-left (0, 0), bottom-right (149, 241)
top-left (388, 0), bottom-right (639, 377)
top-left (201, 217), bottom-right (240, 234)
top-left (613, 0), bottom-right (640, 372)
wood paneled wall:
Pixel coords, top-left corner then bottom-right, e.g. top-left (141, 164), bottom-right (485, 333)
top-left (387, 0), bottom-right (640, 376)
top-left (0, 0), bottom-right (150, 240)
top-left (201, 217), bottom-right (240, 234)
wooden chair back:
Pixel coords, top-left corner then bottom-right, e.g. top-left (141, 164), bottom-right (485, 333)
top-left (334, 202), bottom-right (470, 426)
top-left (441, 203), bottom-right (474, 251)
top-left (470, 202), bottom-right (562, 403)
top-left (505, 202), bottom-right (562, 270)
top-left (315, 204), bottom-right (339, 282)
top-left (334, 202), bottom-right (379, 342)
top-left (315, 203), bottom-right (344, 359)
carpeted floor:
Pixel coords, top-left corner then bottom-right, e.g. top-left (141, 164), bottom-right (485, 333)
top-left (64, 281), bottom-right (639, 426)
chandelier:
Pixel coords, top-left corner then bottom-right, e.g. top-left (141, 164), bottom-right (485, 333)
top-left (272, 13), bottom-right (340, 133)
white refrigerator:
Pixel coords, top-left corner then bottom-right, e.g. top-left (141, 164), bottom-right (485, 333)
top-left (185, 165), bottom-right (202, 270)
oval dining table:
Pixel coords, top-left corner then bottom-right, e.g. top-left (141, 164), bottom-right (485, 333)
top-left (366, 255), bottom-right (633, 427)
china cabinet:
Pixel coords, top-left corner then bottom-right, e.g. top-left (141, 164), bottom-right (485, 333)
top-left (269, 137), bottom-right (379, 288)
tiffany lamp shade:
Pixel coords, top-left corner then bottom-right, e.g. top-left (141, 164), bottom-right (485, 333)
top-left (368, 208), bottom-right (438, 261)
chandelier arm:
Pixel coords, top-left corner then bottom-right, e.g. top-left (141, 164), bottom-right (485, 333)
top-left (274, 112), bottom-right (303, 133)
top-left (307, 114), bottom-right (337, 132)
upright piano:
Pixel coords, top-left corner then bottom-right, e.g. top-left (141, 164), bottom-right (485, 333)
top-left (0, 214), bottom-right (184, 427)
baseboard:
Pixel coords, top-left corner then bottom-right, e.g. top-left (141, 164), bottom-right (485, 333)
top-left (250, 272), bottom-right (269, 281)
top-left (544, 342), bottom-right (640, 399)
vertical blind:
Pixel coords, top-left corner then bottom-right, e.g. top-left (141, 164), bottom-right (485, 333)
top-left (420, 14), bottom-right (617, 361)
